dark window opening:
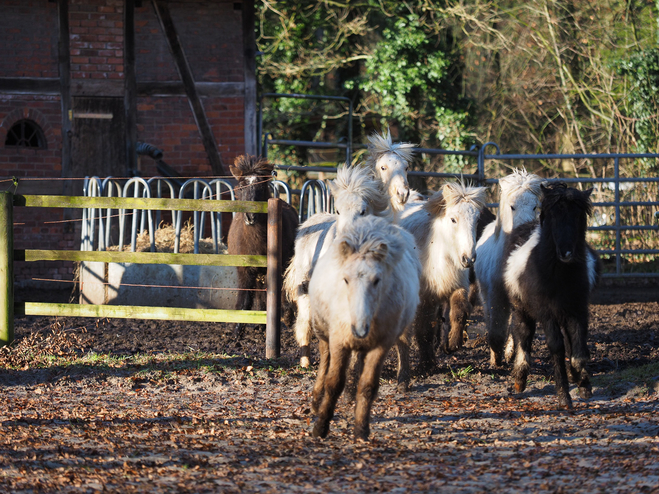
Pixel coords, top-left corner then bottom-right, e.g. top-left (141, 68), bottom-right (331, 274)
top-left (5, 119), bottom-right (46, 149)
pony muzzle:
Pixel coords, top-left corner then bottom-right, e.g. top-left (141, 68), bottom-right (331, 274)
top-left (461, 253), bottom-right (476, 268)
top-left (558, 250), bottom-right (574, 263)
top-left (351, 323), bottom-right (370, 339)
top-left (396, 187), bottom-right (410, 205)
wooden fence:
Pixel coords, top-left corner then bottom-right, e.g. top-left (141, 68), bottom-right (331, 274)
top-left (0, 191), bottom-right (285, 358)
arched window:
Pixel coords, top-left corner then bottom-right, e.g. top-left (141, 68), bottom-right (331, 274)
top-left (4, 119), bottom-right (46, 149)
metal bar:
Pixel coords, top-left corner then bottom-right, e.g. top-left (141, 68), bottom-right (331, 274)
top-left (614, 157), bottom-right (621, 275)
top-left (0, 192), bottom-right (13, 346)
top-left (486, 152), bottom-right (659, 160)
top-left (14, 195), bottom-right (268, 213)
top-left (267, 139), bottom-right (348, 149)
top-left (266, 198), bottom-right (282, 359)
top-left (16, 302), bottom-right (267, 324)
top-left (16, 249), bottom-right (267, 267)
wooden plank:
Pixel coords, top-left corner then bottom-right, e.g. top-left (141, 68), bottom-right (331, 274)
top-left (14, 195), bottom-right (269, 213)
top-left (0, 78), bottom-right (60, 94)
top-left (266, 198), bottom-right (282, 359)
top-left (0, 193), bottom-right (14, 346)
top-left (242, 0), bottom-right (257, 155)
top-left (0, 78), bottom-right (244, 99)
top-left (124, 0), bottom-right (138, 175)
top-left (152, 0), bottom-right (226, 176)
top-left (57, 0), bottom-right (73, 209)
top-left (18, 249), bottom-right (266, 267)
top-left (16, 303), bottom-right (267, 324)
top-left (137, 81), bottom-right (243, 98)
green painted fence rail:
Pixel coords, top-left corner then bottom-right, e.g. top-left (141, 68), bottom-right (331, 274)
top-left (16, 250), bottom-right (267, 267)
top-left (2, 192), bottom-right (283, 357)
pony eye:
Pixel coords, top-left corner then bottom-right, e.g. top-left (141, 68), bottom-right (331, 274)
top-left (360, 209), bottom-right (366, 216)
top-left (451, 218), bottom-right (457, 224)
top-left (343, 278), bottom-right (349, 285)
top-left (336, 210), bottom-right (340, 215)
top-left (511, 206), bottom-right (516, 211)
top-left (374, 278), bottom-right (380, 286)
top-left (381, 166), bottom-right (386, 171)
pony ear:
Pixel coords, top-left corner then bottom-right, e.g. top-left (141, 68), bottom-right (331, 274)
top-left (584, 188), bottom-right (594, 198)
top-left (229, 164), bottom-right (242, 179)
top-left (370, 242), bottom-right (388, 261)
top-left (328, 179), bottom-right (338, 196)
top-left (339, 241), bottom-right (355, 259)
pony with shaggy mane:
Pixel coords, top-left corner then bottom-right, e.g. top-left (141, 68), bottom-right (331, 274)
top-left (364, 129), bottom-right (416, 215)
top-left (474, 169), bottom-right (543, 366)
top-left (283, 165), bottom-right (393, 367)
top-left (502, 182), bottom-right (601, 409)
top-left (308, 215), bottom-right (421, 440)
top-left (227, 155), bottom-right (299, 336)
top-left (399, 181), bottom-right (487, 376)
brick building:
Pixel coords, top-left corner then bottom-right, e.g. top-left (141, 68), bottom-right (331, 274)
top-left (0, 0), bottom-right (256, 288)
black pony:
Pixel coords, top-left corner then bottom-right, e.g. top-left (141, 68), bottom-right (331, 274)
top-left (502, 182), bottom-right (601, 408)
top-left (227, 155), bottom-right (298, 337)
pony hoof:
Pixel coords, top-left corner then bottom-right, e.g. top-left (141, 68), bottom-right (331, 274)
top-left (300, 356), bottom-right (311, 368)
top-left (579, 386), bottom-right (593, 400)
top-left (397, 381), bottom-right (409, 393)
top-left (312, 421), bottom-right (329, 438)
top-left (514, 381), bottom-right (526, 393)
top-left (558, 396), bottom-right (573, 410)
top-left (354, 426), bottom-right (369, 441)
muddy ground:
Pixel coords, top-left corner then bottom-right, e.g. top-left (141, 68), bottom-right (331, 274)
top-left (1, 282), bottom-right (658, 493)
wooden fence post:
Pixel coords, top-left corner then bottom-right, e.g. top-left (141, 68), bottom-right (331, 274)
top-left (0, 191), bottom-right (14, 346)
top-left (266, 197), bottom-right (282, 358)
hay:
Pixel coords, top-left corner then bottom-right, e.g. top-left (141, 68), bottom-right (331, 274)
top-left (108, 222), bottom-right (228, 254)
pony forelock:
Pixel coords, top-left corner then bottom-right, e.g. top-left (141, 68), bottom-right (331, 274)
top-left (541, 181), bottom-right (594, 217)
top-left (423, 180), bottom-right (486, 217)
top-left (499, 168), bottom-right (542, 200)
top-left (336, 217), bottom-right (405, 267)
top-left (364, 129), bottom-right (416, 170)
top-left (331, 165), bottom-right (390, 215)
top-left (231, 154), bottom-right (274, 177)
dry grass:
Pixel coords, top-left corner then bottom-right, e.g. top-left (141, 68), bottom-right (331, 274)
top-left (109, 222), bottom-right (228, 254)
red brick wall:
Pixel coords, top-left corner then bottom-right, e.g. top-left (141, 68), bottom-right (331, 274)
top-left (0, 0), bottom-right (249, 289)
top-left (69, 0), bottom-right (125, 81)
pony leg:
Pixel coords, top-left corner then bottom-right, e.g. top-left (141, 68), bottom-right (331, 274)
top-left (566, 315), bottom-right (592, 400)
top-left (447, 288), bottom-right (471, 353)
top-left (232, 267), bottom-right (256, 338)
top-left (395, 327), bottom-right (412, 392)
top-left (510, 310), bottom-right (536, 393)
top-left (414, 297), bottom-right (438, 375)
top-left (544, 319), bottom-right (572, 409)
top-left (311, 338), bottom-right (330, 415)
top-left (486, 287), bottom-right (511, 367)
top-left (354, 345), bottom-right (388, 441)
top-left (312, 344), bottom-right (351, 439)
top-left (344, 352), bottom-right (363, 404)
top-left (294, 293), bottom-right (312, 368)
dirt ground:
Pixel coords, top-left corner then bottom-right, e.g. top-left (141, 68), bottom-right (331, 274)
top-left (1, 282), bottom-right (658, 493)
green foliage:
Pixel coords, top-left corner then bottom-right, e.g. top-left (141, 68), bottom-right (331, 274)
top-left (616, 48), bottom-right (659, 169)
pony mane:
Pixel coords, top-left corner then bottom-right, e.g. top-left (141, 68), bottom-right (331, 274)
top-left (541, 182), bottom-right (594, 216)
top-left (499, 168), bottom-right (542, 199)
top-left (423, 180), bottom-right (487, 217)
top-left (364, 129), bottom-right (416, 170)
top-left (337, 217), bottom-right (405, 266)
top-left (231, 154), bottom-right (274, 178)
top-left (332, 165), bottom-right (390, 216)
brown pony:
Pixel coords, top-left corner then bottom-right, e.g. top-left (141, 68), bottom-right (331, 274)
top-left (227, 155), bottom-right (299, 336)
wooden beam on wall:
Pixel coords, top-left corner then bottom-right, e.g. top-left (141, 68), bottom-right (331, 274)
top-left (242, 0), bottom-right (257, 156)
top-left (57, 0), bottom-right (74, 224)
top-left (151, 0), bottom-right (226, 176)
top-left (124, 0), bottom-right (138, 175)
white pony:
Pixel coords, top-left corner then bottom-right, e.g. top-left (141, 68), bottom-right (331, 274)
top-left (399, 181), bottom-right (487, 374)
top-left (473, 169), bottom-right (542, 366)
top-left (283, 165), bottom-right (392, 367)
top-left (364, 129), bottom-right (416, 217)
top-left (308, 215), bottom-right (421, 440)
